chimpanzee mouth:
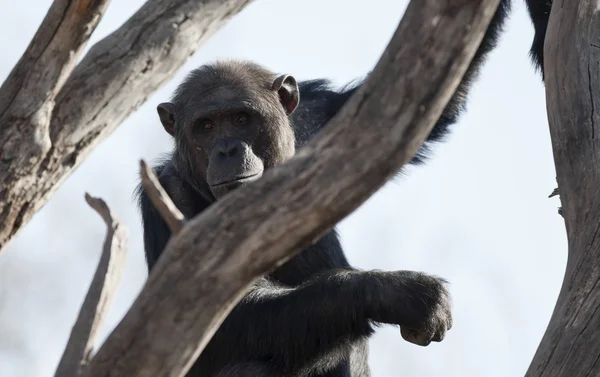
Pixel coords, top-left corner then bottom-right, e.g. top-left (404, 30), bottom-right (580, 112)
top-left (210, 172), bottom-right (262, 188)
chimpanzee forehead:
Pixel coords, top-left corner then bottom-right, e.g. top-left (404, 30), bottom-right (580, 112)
top-left (192, 85), bottom-right (254, 103)
top-left (178, 85), bottom-right (272, 119)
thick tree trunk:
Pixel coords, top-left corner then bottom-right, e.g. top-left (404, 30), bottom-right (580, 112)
top-left (0, 0), bottom-right (252, 253)
top-left (78, 1), bottom-right (501, 376)
top-left (525, 1), bottom-right (600, 376)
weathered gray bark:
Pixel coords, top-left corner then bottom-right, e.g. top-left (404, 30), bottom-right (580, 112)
top-left (525, 1), bottom-right (600, 376)
top-left (0, 0), bottom-right (252, 253)
top-left (78, 1), bottom-right (500, 376)
top-left (0, 0), bottom-right (110, 168)
top-left (53, 194), bottom-right (128, 377)
top-left (0, 0), bottom-right (110, 245)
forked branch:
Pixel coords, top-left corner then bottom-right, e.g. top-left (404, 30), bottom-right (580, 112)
top-left (0, 0), bottom-right (110, 169)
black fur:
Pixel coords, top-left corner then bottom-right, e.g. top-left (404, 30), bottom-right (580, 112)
top-left (525, 0), bottom-right (552, 78)
top-left (136, 2), bottom-right (552, 376)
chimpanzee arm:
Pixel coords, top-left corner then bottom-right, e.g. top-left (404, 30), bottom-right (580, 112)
top-left (293, 1), bottom-right (512, 162)
top-left (199, 269), bottom-right (450, 375)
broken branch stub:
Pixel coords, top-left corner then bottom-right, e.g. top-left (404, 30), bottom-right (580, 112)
top-left (53, 194), bottom-right (128, 377)
top-left (139, 160), bottom-right (185, 234)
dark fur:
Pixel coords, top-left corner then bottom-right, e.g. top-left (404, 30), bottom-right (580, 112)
top-left (525, 0), bottom-right (553, 78)
top-left (136, 2), bottom-right (551, 376)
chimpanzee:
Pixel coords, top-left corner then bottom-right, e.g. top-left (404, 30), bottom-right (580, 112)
top-left (136, 1), bottom-right (552, 376)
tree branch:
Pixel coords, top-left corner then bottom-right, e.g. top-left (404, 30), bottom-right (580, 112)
top-left (524, 1), bottom-right (600, 376)
top-left (140, 160), bottom-right (185, 234)
top-left (80, 1), bottom-right (501, 376)
top-left (0, 0), bottom-right (253, 253)
top-left (0, 0), bottom-right (110, 148)
top-left (53, 193), bottom-right (127, 377)
top-left (0, 0), bottom-right (110, 231)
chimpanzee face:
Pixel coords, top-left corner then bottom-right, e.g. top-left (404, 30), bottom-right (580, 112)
top-left (156, 62), bottom-right (299, 200)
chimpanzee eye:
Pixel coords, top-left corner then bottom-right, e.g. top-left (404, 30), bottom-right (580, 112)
top-left (235, 112), bottom-right (249, 124)
top-left (196, 118), bottom-right (213, 130)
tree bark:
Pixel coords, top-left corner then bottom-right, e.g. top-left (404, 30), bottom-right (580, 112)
top-left (0, 0), bottom-right (110, 245)
top-left (79, 1), bottom-right (500, 376)
top-left (525, 1), bottom-right (600, 376)
top-left (0, 0), bottom-right (252, 253)
top-left (140, 160), bottom-right (185, 234)
top-left (53, 194), bottom-right (128, 377)
top-left (0, 0), bottom-right (110, 168)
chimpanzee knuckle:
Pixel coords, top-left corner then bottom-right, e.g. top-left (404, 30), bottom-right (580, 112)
top-left (401, 327), bottom-right (433, 347)
top-left (389, 271), bottom-right (453, 338)
top-left (400, 303), bottom-right (450, 347)
top-left (431, 323), bottom-right (447, 343)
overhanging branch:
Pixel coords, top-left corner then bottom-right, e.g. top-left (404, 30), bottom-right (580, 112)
top-left (80, 1), bottom-right (501, 376)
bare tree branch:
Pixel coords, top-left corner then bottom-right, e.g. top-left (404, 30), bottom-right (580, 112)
top-left (0, 0), bottom-right (110, 165)
top-left (140, 160), bottom-right (185, 234)
top-left (0, 0), bottom-right (253, 253)
top-left (0, 0), bottom-right (110, 249)
top-left (525, 1), bottom-right (600, 376)
top-left (53, 193), bottom-right (127, 377)
top-left (79, 1), bottom-right (501, 376)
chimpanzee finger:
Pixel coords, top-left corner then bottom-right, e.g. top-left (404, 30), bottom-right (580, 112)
top-left (400, 327), bottom-right (432, 347)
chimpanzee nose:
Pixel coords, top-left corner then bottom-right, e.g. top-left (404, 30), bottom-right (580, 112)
top-left (215, 138), bottom-right (239, 157)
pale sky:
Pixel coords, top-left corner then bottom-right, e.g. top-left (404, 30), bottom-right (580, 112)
top-left (0, 1), bottom-right (567, 377)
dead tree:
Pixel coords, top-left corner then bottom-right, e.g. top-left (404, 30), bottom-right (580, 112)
top-left (524, 1), bottom-right (600, 376)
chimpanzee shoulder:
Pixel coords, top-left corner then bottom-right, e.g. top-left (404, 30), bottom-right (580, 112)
top-left (291, 79), bottom-right (359, 147)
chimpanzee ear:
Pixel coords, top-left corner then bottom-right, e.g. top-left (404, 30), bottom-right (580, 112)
top-left (272, 74), bottom-right (299, 115)
top-left (157, 102), bottom-right (176, 136)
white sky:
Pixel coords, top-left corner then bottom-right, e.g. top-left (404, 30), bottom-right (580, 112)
top-left (0, 1), bottom-right (567, 377)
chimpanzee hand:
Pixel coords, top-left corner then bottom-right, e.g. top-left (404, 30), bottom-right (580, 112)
top-left (364, 270), bottom-right (452, 347)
